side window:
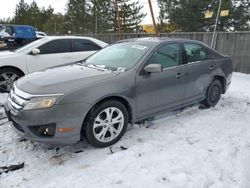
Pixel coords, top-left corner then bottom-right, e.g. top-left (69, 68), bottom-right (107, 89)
top-left (184, 43), bottom-right (208, 63)
top-left (72, 39), bottom-right (101, 52)
top-left (147, 43), bottom-right (182, 68)
top-left (38, 39), bottom-right (71, 54)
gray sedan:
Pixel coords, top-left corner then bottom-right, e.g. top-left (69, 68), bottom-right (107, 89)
top-left (4, 38), bottom-right (233, 147)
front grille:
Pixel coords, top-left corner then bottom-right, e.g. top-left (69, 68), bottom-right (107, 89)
top-left (7, 85), bottom-right (29, 112)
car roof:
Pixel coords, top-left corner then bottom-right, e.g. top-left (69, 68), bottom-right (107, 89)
top-left (44, 36), bottom-right (99, 40)
top-left (43, 36), bottom-right (108, 47)
top-left (118, 37), bottom-right (208, 46)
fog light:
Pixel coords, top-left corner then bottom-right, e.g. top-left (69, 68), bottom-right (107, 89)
top-left (29, 124), bottom-right (56, 137)
top-left (38, 126), bottom-right (55, 137)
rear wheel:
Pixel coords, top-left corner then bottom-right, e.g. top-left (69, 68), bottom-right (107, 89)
top-left (84, 100), bottom-right (129, 148)
top-left (0, 68), bottom-right (23, 92)
top-left (201, 80), bottom-right (222, 108)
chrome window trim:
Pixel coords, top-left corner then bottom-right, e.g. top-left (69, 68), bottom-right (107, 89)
top-left (187, 61), bottom-right (202, 64)
top-left (162, 63), bottom-right (188, 71)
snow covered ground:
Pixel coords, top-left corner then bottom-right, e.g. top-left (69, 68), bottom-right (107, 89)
top-left (1, 72), bottom-right (250, 188)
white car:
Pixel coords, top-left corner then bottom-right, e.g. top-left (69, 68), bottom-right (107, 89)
top-left (0, 36), bottom-right (108, 92)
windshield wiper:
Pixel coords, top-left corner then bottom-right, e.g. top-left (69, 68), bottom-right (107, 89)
top-left (87, 64), bottom-right (109, 71)
top-left (77, 62), bottom-right (112, 72)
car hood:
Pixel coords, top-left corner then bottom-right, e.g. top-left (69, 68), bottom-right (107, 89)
top-left (16, 64), bottom-right (119, 95)
top-left (0, 51), bottom-right (15, 58)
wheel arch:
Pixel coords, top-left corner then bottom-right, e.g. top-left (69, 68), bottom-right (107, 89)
top-left (81, 95), bottom-right (134, 136)
top-left (213, 75), bottom-right (226, 94)
top-left (0, 66), bottom-right (25, 76)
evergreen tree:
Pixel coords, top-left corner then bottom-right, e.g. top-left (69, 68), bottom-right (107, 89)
top-left (25, 1), bottom-right (40, 28)
top-left (43, 14), bottom-right (66, 34)
top-left (39, 6), bottom-right (54, 31)
top-left (0, 18), bottom-right (13, 24)
top-left (65, 0), bottom-right (92, 34)
top-left (88, 0), bottom-right (146, 33)
top-left (158, 0), bottom-right (250, 32)
top-left (14, 0), bottom-right (29, 24)
top-left (118, 0), bottom-right (146, 33)
top-left (89, 0), bottom-right (114, 33)
top-left (13, 0), bottom-right (54, 31)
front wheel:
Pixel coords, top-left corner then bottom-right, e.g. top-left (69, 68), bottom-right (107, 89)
top-left (201, 80), bottom-right (222, 108)
top-left (84, 100), bottom-right (129, 148)
top-left (0, 68), bottom-right (23, 92)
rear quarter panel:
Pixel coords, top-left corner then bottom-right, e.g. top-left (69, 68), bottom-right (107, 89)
top-left (213, 56), bottom-right (233, 92)
top-left (214, 57), bottom-right (233, 80)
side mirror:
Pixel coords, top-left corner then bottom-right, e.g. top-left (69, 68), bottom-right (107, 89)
top-left (144, 64), bottom-right (163, 73)
top-left (31, 48), bottom-right (40, 55)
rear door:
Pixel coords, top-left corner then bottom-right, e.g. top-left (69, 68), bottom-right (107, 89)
top-left (136, 43), bottom-right (188, 118)
top-left (26, 39), bottom-right (72, 73)
top-left (183, 43), bottom-right (216, 102)
top-left (71, 39), bottom-right (102, 62)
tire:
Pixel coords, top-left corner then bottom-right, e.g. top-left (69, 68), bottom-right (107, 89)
top-left (0, 68), bottom-right (23, 93)
top-left (201, 80), bottom-right (222, 108)
top-left (84, 100), bottom-right (129, 148)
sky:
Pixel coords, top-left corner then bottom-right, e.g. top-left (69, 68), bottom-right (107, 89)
top-left (0, 0), bottom-right (159, 24)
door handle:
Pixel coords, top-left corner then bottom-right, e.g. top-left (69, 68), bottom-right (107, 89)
top-left (176, 73), bottom-right (184, 78)
top-left (209, 65), bottom-right (216, 70)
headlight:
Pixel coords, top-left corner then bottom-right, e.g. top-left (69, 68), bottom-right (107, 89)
top-left (23, 96), bottom-right (60, 110)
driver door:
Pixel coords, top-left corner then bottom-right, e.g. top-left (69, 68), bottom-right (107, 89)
top-left (135, 43), bottom-right (188, 119)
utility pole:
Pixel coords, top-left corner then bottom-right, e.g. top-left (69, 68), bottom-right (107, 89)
top-left (211, 0), bottom-right (222, 48)
top-left (54, 21), bottom-right (57, 35)
top-left (148, 0), bottom-right (158, 37)
top-left (94, 2), bottom-right (98, 34)
top-left (95, 15), bottom-right (98, 34)
top-left (115, 0), bottom-right (122, 39)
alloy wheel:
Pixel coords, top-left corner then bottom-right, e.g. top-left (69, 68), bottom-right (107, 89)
top-left (210, 85), bottom-right (220, 103)
top-left (0, 72), bottom-right (19, 92)
top-left (93, 107), bottom-right (124, 143)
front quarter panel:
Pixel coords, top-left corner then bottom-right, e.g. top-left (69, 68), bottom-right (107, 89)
top-left (58, 70), bottom-right (137, 121)
top-left (0, 53), bottom-right (28, 74)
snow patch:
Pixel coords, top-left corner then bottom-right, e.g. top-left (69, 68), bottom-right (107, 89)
top-left (1, 72), bottom-right (250, 188)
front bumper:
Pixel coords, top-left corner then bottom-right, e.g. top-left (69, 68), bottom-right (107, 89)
top-left (4, 101), bottom-right (92, 145)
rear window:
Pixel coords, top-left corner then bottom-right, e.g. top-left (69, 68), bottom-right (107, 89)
top-left (184, 43), bottom-right (209, 63)
top-left (14, 26), bottom-right (36, 39)
top-left (72, 39), bottom-right (101, 52)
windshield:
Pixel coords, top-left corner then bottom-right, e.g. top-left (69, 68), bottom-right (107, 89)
top-left (85, 42), bottom-right (150, 71)
top-left (14, 37), bottom-right (48, 53)
top-left (0, 26), bottom-right (12, 37)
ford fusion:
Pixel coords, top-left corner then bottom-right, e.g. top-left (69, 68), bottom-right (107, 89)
top-left (4, 38), bottom-right (233, 148)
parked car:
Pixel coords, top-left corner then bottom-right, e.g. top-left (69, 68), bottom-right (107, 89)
top-left (4, 38), bottom-right (233, 147)
top-left (0, 36), bottom-right (108, 92)
top-left (0, 24), bottom-right (37, 51)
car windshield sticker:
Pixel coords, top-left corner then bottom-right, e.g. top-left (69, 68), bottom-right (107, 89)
top-left (117, 67), bottom-right (126, 72)
top-left (131, 44), bottom-right (147, 50)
